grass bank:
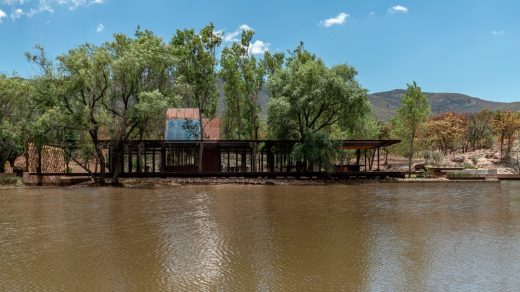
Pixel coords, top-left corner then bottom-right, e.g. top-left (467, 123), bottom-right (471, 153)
top-left (0, 175), bottom-right (21, 186)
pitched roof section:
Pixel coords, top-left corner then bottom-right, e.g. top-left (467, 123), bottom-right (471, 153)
top-left (165, 108), bottom-right (220, 140)
top-left (166, 108), bottom-right (200, 120)
top-left (203, 118), bottom-right (220, 140)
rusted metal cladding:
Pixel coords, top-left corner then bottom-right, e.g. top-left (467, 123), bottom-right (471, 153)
top-left (165, 108), bottom-right (220, 140)
top-left (201, 144), bottom-right (221, 172)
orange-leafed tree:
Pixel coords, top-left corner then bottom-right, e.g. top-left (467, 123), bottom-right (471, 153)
top-left (466, 110), bottom-right (495, 151)
top-left (492, 111), bottom-right (520, 159)
top-left (425, 112), bottom-right (467, 154)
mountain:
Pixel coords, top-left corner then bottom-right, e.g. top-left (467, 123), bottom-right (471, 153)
top-left (216, 84), bottom-right (520, 122)
top-left (369, 90), bottom-right (520, 121)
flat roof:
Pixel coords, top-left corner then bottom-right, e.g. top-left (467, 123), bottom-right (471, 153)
top-left (100, 139), bottom-right (400, 149)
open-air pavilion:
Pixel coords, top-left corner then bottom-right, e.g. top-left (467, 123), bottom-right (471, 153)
top-left (99, 139), bottom-right (402, 178)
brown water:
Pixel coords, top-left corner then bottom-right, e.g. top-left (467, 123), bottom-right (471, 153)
top-left (1, 182), bottom-right (520, 291)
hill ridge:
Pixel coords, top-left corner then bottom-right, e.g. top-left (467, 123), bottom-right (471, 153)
top-left (369, 89), bottom-right (520, 121)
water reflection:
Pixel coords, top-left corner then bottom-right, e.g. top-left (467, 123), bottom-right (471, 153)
top-left (1, 182), bottom-right (520, 290)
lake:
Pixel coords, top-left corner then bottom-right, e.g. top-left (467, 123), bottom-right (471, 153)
top-left (1, 182), bottom-right (520, 291)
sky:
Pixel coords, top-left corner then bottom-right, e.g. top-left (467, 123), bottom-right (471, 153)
top-left (1, 0), bottom-right (520, 102)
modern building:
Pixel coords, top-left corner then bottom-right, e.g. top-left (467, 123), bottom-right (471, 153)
top-left (165, 108), bottom-right (220, 140)
top-left (43, 108), bottom-right (402, 178)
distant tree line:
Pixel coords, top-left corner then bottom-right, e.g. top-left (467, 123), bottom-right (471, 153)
top-left (0, 24), bottom-right (377, 184)
top-left (388, 83), bottom-right (520, 175)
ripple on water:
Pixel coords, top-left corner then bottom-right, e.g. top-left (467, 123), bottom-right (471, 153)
top-left (1, 182), bottom-right (520, 290)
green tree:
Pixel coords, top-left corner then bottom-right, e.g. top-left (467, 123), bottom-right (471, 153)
top-left (220, 37), bottom-right (245, 139)
top-left (171, 23), bottom-right (222, 171)
top-left (267, 44), bottom-right (370, 171)
top-left (49, 43), bottom-right (112, 184)
top-left (105, 29), bottom-right (176, 184)
top-left (392, 82), bottom-right (431, 177)
top-left (220, 28), bottom-right (284, 141)
top-left (27, 29), bottom-right (177, 185)
top-left (25, 46), bottom-right (70, 179)
top-left (0, 76), bottom-right (31, 172)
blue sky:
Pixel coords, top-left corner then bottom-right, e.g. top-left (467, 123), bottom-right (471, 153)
top-left (1, 0), bottom-right (519, 102)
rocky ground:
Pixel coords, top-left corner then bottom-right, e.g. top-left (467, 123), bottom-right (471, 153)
top-left (385, 147), bottom-right (519, 175)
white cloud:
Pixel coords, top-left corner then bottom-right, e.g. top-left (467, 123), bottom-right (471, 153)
top-left (27, 4), bottom-right (53, 17)
top-left (223, 24), bottom-right (254, 42)
top-left (248, 40), bottom-right (270, 55)
top-left (1, 0), bottom-right (26, 5)
top-left (223, 30), bottom-right (240, 42)
top-left (239, 24), bottom-right (252, 31)
top-left (220, 24), bottom-right (269, 55)
top-left (1, 0), bottom-right (106, 18)
top-left (10, 8), bottom-right (23, 20)
top-left (321, 12), bottom-right (349, 27)
top-left (96, 23), bottom-right (104, 32)
top-left (0, 9), bottom-right (6, 22)
top-left (369, 11), bottom-right (376, 16)
top-left (388, 5), bottom-right (408, 14)
top-left (492, 30), bottom-right (505, 35)
top-left (65, 0), bottom-right (104, 10)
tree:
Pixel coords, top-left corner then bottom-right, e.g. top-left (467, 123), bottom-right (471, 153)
top-left (393, 82), bottom-right (431, 177)
top-left (378, 121), bottom-right (393, 166)
top-left (0, 76), bottom-right (31, 172)
top-left (425, 112), bottom-right (467, 154)
top-left (492, 111), bottom-right (520, 159)
top-left (345, 114), bottom-right (383, 170)
top-left (25, 46), bottom-right (69, 180)
top-left (53, 43), bottom-right (112, 184)
top-left (220, 29), bottom-right (276, 140)
top-left (171, 23), bottom-right (222, 171)
top-left (27, 29), bottom-right (177, 185)
top-left (466, 110), bottom-right (495, 151)
top-left (220, 41), bottom-right (244, 139)
top-left (104, 29), bottom-right (176, 184)
top-left (267, 44), bottom-right (370, 171)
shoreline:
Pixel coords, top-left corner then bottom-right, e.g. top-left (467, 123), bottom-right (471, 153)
top-left (0, 176), bottom-right (504, 189)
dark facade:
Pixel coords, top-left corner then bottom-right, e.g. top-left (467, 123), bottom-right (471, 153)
top-left (104, 139), bottom-right (400, 177)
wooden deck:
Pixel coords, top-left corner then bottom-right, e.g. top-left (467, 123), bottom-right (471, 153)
top-left (498, 174), bottom-right (520, 180)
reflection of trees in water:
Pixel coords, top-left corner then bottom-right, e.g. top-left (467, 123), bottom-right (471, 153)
top-left (2, 183), bottom-right (520, 290)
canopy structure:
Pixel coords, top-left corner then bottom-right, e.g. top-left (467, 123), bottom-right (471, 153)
top-left (338, 140), bottom-right (401, 150)
top-left (34, 139), bottom-right (403, 179)
top-left (96, 139), bottom-right (402, 177)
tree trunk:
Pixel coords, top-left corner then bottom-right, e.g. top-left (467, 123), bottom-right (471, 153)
top-left (198, 113), bottom-right (205, 173)
top-left (94, 144), bottom-right (107, 185)
top-left (36, 145), bottom-right (43, 186)
top-left (368, 149), bottom-right (376, 170)
top-left (236, 100), bottom-right (241, 140)
top-left (252, 145), bottom-right (257, 172)
top-left (24, 146), bottom-right (29, 172)
top-left (408, 128), bottom-right (416, 178)
top-left (224, 112), bottom-right (231, 139)
top-left (499, 135), bottom-right (504, 159)
top-left (111, 140), bottom-right (124, 186)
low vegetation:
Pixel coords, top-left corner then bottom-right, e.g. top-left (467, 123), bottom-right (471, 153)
top-left (0, 176), bottom-right (20, 186)
top-left (446, 172), bottom-right (482, 180)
